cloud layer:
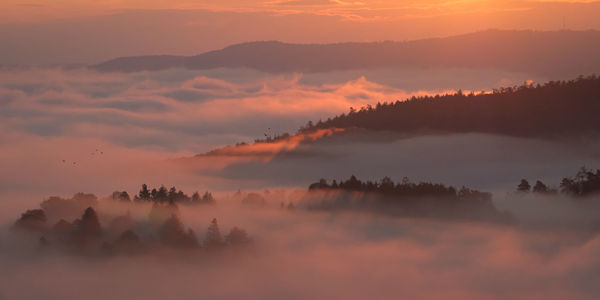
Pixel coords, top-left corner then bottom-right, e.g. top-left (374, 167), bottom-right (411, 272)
top-left (2, 199), bottom-right (600, 299)
top-left (1, 67), bottom-right (600, 299)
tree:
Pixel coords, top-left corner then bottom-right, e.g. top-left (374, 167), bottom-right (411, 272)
top-left (78, 207), bottom-right (102, 237)
top-left (532, 180), bottom-right (548, 194)
top-left (155, 186), bottom-right (168, 202)
top-left (380, 176), bottom-right (394, 193)
top-left (201, 192), bottom-right (216, 205)
top-left (191, 192), bottom-right (201, 204)
top-left (138, 184), bottom-right (151, 201)
top-left (13, 209), bottom-right (47, 232)
top-left (225, 227), bottom-right (250, 246)
top-left (204, 218), bottom-right (223, 250)
top-left (559, 167), bottom-right (600, 196)
top-left (159, 214), bottom-right (198, 248)
top-left (112, 191), bottom-right (131, 202)
top-left (517, 179), bottom-right (531, 192)
top-left (168, 187), bottom-right (177, 202)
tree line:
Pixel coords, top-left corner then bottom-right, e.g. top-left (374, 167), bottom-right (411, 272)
top-left (13, 197), bottom-right (250, 256)
top-left (309, 175), bottom-right (491, 201)
top-left (517, 167), bottom-right (600, 197)
top-left (110, 184), bottom-right (216, 205)
top-left (303, 175), bottom-right (511, 223)
top-left (298, 75), bottom-right (600, 138)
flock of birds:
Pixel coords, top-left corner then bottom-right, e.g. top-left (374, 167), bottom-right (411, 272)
top-left (61, 148), bottom-right (104, 166)
top-left (60, 127), bottom-right (272, 167)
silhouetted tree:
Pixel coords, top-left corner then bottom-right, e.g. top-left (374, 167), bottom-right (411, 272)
top-left (159, 214), bottom-right (198, 248)
top-left (560, 167), bottom-right (600, 196)
top-left (204, 218), bottom-right (223, 250)
top-left (517, 179), bottom-right (531, 192)
top-left (112, 191), bottom-right (131, 202)
top-left (168, 187), bottom-right (177, 201)
top-left (225, 227), bottom-right (250, 246)
top-left (532, 180), bottom-right (548, 194)
top-left (201, 192), bottom-right (216, 205)
top-left (138, 184), bottom-right (151, 201)
top-left (155, 186), bottom-right (168, 202)
top-left (241, 193), bottom-right (266, 206)
top-left (191, 192), bottom-right (201, 204)
top-left (78, 207), bottom-right (102, 237)
top-left (13, 209), bottom-right (47, 232)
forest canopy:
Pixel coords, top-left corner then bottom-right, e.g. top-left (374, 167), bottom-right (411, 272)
top-left (302, 176), bottom-right (512, 223)
top-left (299, 75), bottom-right (600, 138)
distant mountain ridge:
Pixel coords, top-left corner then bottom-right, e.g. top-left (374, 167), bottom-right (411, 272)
top-left (93, 30), bottom-right (600, 77)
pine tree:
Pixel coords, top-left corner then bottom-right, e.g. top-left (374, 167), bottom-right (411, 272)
top-left (204, 218), bottom-right (223, 250)
top-left (79, 207), bottom-right (102, 237)
top-left (138, 184), bottom-right (151, 201)
top-left (517, 179), bottom-right (531, 192)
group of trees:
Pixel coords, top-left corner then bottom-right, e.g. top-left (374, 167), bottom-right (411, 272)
top-left (13, 202), bottom-right (251, 255)
top-left (304, 176), bottom-right (510, 222)
top-left (309, 176), bottom-right (488, 201)
top-left (518, 167), bottom-right (600, 197)
top-left (115, 184), bottom-right (216, 205)
top-left (516, 179), bottom-right (558, 195)
top-left (561, 168), bottom-right (600, 196)
top-left (297, 75), bottom-right (600, 138)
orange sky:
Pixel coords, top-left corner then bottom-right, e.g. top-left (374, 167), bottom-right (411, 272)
top-left (1, 0), bottom-right (598, 23)
top-left (1, 0), bottom-right (599, 64)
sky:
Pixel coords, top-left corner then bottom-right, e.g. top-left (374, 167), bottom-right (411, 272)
top-left (2, 1), bottom-right (599, 23)
top-left (1, 0), bottom-right (600, 64)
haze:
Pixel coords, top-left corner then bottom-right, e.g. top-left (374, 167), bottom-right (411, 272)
top-left (2, 1), bottom-right (600, 299)
top-left (2, 1), bottom-right (600, 64)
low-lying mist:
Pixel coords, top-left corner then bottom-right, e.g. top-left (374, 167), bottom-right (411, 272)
top-left (2, 67), bottom-right (600, 299)
top-left (2, 188), bottom-right (600, 299)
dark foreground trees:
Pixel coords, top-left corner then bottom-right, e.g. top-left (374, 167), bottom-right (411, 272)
top-left (12, 196), bottom-right (250, 256)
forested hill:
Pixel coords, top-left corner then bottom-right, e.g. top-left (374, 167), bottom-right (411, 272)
top-left (93, 30), bottom-right (600, 77)
top-left (300, 75), bottom-right (600, 138)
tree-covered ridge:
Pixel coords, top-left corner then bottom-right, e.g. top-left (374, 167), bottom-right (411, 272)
top-left (308, 176), bottom-right (487, 199)
top-left (119, 184), bottom-right (216, 205)
top-left (300, 75), bottom-right (600, 138)
top-left (516, 167), bottom-right (600, 197)
top-left (302, 176), bottom-right (511, 223)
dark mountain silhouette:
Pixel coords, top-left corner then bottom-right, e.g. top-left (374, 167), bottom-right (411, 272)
top-left (93, 30), bottom-right (600, 77)
top-left (300, 75), bottom-right (600, 138)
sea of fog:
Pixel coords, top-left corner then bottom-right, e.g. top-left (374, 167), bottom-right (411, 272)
top-left (2, 66), bottom-right (600, 299)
